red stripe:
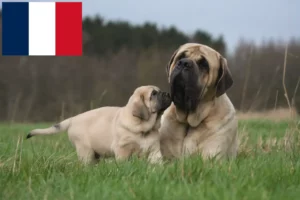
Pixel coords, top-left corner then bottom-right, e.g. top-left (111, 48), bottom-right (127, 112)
top-left (55, 2), bottom-right (82, 56)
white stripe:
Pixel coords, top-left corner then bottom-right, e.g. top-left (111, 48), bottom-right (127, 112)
top-left (29, 2), bottom-right (55, 56)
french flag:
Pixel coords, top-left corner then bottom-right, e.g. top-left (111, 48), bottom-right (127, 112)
top-left (2, 2), bottom-right (82, 56)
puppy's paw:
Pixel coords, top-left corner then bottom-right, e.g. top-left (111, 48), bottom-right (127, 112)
top-left (148, 151), bottom-right (163, 165)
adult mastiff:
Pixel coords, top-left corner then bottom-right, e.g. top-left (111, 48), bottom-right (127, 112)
top-left (160, 43), bottom-right (238, 160)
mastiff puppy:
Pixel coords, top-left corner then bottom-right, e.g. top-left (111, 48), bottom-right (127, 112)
top-left (27, 86), bottom-right (171, 164)
top-left (160, 43), bottom-right (238, 160)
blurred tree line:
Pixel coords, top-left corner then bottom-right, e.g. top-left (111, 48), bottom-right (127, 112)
top-left (82, 15), bottom-right (226, 56)
top-left (0, 13), bottom-right (299, 122)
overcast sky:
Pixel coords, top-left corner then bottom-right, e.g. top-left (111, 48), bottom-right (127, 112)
top-left (2, 0), bottom-right (299, 52)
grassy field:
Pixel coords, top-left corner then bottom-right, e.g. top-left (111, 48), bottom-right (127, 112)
top-left (1, 119), bottom-right (300, 200)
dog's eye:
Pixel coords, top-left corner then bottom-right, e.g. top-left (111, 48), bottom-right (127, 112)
top-left (151, 90), bottom-right (158, 96)
top-left (197, 57), bottom-right (209, 71)
top-left (176, 52), bottom-right (186, 63)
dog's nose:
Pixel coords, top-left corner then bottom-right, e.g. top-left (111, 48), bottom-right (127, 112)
top-left (177, 58), bottom-right (193, 68)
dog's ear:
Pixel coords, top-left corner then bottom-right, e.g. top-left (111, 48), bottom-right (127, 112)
top-left (166, 48), bottom-right (179, 76)
top-left (132, 95), bottom-right (150, 121)
top-left (215, 56), bottom-right (233, 97)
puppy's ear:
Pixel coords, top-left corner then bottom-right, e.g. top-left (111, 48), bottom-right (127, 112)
top-left (166, 48), bottom-right (179, 76)
top-left (215, 56), bottom-right (233, 97)
top-left (132, 95), bottom-right (150, 121)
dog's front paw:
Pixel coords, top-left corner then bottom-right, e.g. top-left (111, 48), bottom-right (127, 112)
top-left (148, 150), bottom-right (163, 164)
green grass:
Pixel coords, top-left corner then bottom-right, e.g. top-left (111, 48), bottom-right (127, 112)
top-left (0, 120), bottom-right (300, 200)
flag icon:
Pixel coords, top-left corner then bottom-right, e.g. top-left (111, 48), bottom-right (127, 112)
top-left (2, 2), bottom-right (82, 56)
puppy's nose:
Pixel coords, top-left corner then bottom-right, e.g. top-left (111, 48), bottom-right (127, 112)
top-left (162, 92), bottom-right (170, 98)
top-left (165, 93), bottom-right (171, 99)
top-left (178, 58), bottom-right (193, 68)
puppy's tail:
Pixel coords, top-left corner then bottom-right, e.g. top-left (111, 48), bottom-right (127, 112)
top-left (26, 118), bottom-right (71, 139)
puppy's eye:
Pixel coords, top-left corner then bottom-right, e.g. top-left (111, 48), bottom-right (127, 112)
top-left (151, 90), bottom-right (158, 96)
top-left (197, 57), bottom-right (209, 71)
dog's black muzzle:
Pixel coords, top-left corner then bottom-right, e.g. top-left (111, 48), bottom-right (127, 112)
top-left (170, 58), bottom-right (201, 112)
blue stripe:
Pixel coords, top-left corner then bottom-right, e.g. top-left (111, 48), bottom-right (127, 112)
top-left (2, 2), bottom-right (29, 56)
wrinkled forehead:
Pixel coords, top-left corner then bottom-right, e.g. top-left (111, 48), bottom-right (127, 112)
top-left (176, 43), bottom-right (220, 67)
